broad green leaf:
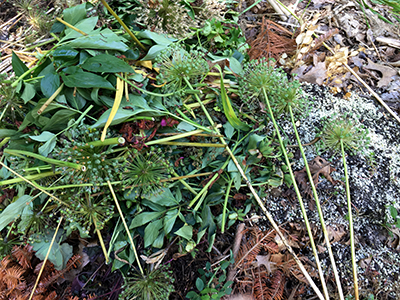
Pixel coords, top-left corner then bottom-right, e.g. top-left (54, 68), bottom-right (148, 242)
top-left (63, 3), bottom-right (87, 25)
top-left (144, 219), bottom-right (163, 247)
top-left (32, 229), bottom-right (73, 270)
top-left (142, 44), bottom-right (168, 61)
top-left (81, 54), bottom-right (133, 73)
top-left (136, 30), bottom-right (175, 45)
top-left (61, 17), bottom-right (98, 42)
top-left (52, 46), bottom-right (79, 61)
top-left (130, 211), bottom-right (163, 229)
top-left (21, 83), bottom-right (36, 104)
top-left (90, 107), bottom-right (164, 129)
top-left (12, 51), bottom-right (28, 76)
top-left (42, 110), bottom-right (78, 132)
top-left (164, 209), bottom-right (178, 234)
top-left (153, 232), bottom-right (165, 248)
top-left (41, 73), bottom-right (60, 98)
top-left (217, 66), bottom-right (250, 131)
top-left (0, 195), bottom-right (33, 231)
top-left (175, 224), bottom-right (193, 240)
top-left (38, 137), bottom-right (57, 157)
top-left (62, 71), bottom-right (114, 90)
top-left (226, 57), bottom-right (243, 75)
top-left (147, 188), bottom-right (179, 207)
top-left (223, 122), bottom-right (235, 140)
top-left (196, 278), bottom-right (205, 291)
top-left (67, 29), bottom-right (129, 51)
top-left (29, 131), bottom-right (55, 142)
top-left (17, 200), bottom-right (33, 233)
top-left (247, 134), bottom-right (265, 151)
top-left (0, 129), bottom-right (22, 139)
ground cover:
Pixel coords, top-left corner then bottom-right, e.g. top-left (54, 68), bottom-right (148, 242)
top-left (0, 0), bottom-right (399, 299)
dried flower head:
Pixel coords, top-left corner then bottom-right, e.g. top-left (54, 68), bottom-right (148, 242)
top-left (120, 266), bottom-right (175, 300)
top-left (320, 114), bottom-right (370, 154)
top-left (122, 147), bottom-right (173, 197)
top-left (156, 45), bottom-right (209, 90)
top-left (238, 59), bottom-right (287, 104)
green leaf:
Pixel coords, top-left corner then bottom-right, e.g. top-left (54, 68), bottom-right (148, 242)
top-left (52, 46), bottom-right (80, 61)
top-left (81, 54), bottom-right (133, 73)
top-left (63, 3), bottom-right (87, 25)
top-left (90, 107), bottom-right (164, 128)
top-left (130, 211), bottom-right (163, 229)
top-left (136, 30), bottom-right (175, 45)
top-left (61, 17), bottom-right (98, 42)
top-left (17, 200), bottom-right (33, 233)
top-left (147, 188), bottom-right (179, 206)
top-left (21, 83), bottom-right (36, 104)
top-left (142, 44), bottom-right (168, 61)
top-left (42, 110), bottom-right (78, 132)
top-left (153, 232), bottom-right (165, 248)
top-left (390, 205), bottom-right (398, 219)
top-left (0, 195), bottom-right (33, 231)
top-left (38, 137), bottom-right (57, 157)
top-left (62, 71), bottom-right (114, 90)
top-left (0, 129), bottom-right (22, 139)
top-left (12, 51), bottom-right (28, 76)
top-left (31, 229), bottom-right (73, 270)
top-left (164, 209), bottom-right (178, 234)
top-left (66, 29), bottom-right (129, 51)
top-left (196, 278), bottom-right (205, 291)
top-left (144, 219), bottom-right (163, 247)
top-left (175, 224), bottom-right (193, 240)
top-left (29, 131), bottom-right (55, 142)
top-left (217, 66), bottom-right (250, 131)
top-left (41, 73), bottom-right (60, 98)
top-left (201, 206), bottom-right (216, 252)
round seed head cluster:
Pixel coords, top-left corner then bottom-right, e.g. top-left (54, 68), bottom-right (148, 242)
top-left (319, 114), bottom-right (370, 154)
top-left (155, 45), bottom-right (209, 91)
top-left (239, 59), bottom-right (299, 113)
top-left (57, 126), bottom-right (125, 192)
top-left (122, 147), bottom-right (173, 197)
top-left (120, 266), bottom-right (175, 300)
top-left (272, 81), bottom-right (308, 116)
top-left (61, 193), bottom-right (114, 237)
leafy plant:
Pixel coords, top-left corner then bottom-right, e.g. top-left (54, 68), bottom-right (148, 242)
top-left (186, 259), bottom-right (234, 300)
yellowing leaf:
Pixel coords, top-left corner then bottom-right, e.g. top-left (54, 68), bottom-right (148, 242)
top-left (136, 60), bottom-right (153, 69)
top-left (101, 74), bottom-right (124, 141)
top-left (215, 65), bottom-right (250, 131)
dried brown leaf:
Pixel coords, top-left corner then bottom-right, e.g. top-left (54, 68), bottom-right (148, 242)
top-left (364, 58), bottom-right (397, 88)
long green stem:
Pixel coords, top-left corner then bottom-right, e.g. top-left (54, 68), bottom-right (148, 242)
top-left (4, 149), bottom-right (84, 170)
top-left (100, 0), bottom-right (146, 51)
top-left (0, 171), bottom-right (61, 186)
top-left (289, 106), bottom-right (344, 300)
top-left (221, 178), bottom-right (233, 233)
top-left (262, 89), bottom-right (329, 300)
top-left (108, 181), bottom-right (144, 275)
top-left (85, 137), bottom-right (125, 148)
top-left (183, 77), bottom-right (324, 300)
top-left (29, 216), bottom-right (63, 300)
top-left (341, 140), bottom-right (359, 300)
